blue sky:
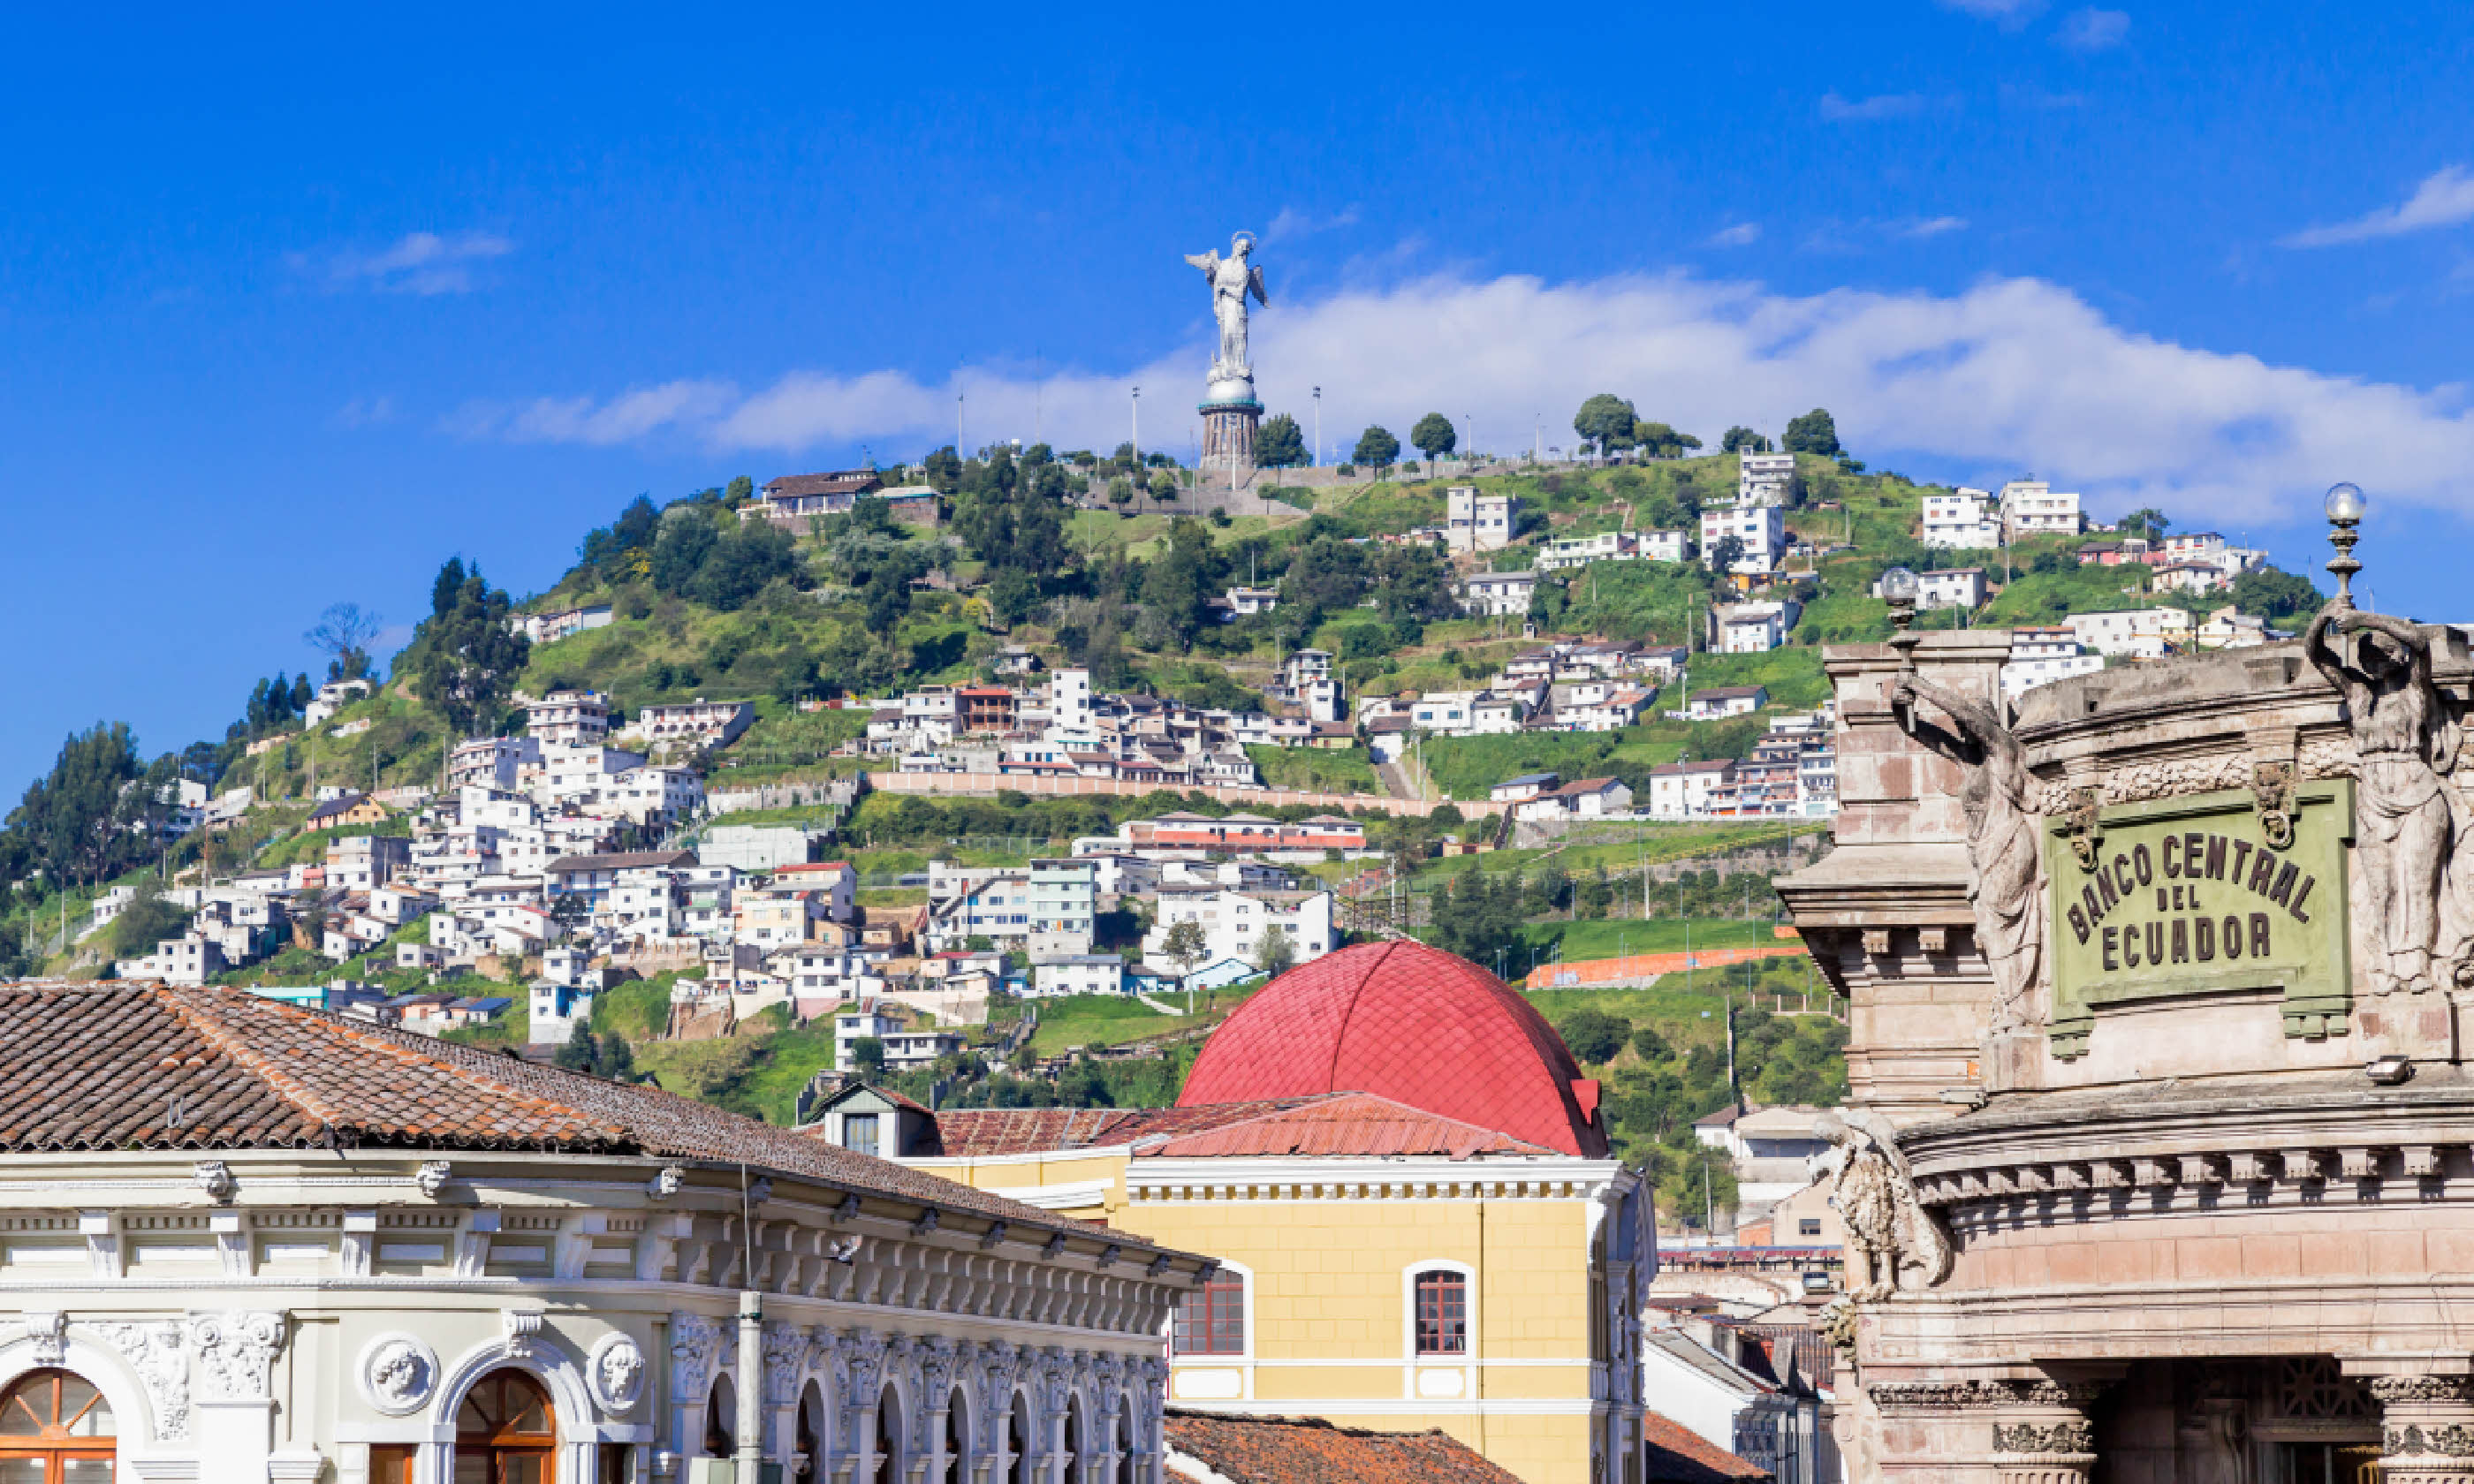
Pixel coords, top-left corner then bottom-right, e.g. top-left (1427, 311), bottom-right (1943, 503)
top-left (7, 1), bottom-right (2474, 791)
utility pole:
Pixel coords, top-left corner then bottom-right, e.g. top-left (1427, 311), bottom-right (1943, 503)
top-left (956, 389), bottom-right (964, 456)
top-left (1313, 386), bottom-right (1322, 468)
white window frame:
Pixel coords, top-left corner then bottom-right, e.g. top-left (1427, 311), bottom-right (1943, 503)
top-left (1400, 1258), bottom-right (1479, 1402)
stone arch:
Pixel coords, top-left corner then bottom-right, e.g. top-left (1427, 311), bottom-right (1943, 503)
top-left (0, 1336), bottom-right (160, 1455)
top-left (793, 1378), bottom-right (827, 1484)
top-left (939, 1382), bottom-right (970, 1484)
top-left (1005, 1387), bottom-right (1037, 1484)
top-left (703, 1373), bottom-right (738, 1458)
top-left (1062, 1389), bottom-right (1089, 1484)
top-left (433, 1329), bottom-right (596, 1484)
top-left (870, 1382), bottom-right (904, 1484)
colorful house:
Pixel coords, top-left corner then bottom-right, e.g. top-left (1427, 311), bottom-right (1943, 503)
top-left (871, 940), bottom-right (1654, 1484)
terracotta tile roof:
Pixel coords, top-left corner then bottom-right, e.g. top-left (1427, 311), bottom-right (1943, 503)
top-left (0, 982), bottom-right (1181, 1253)
top-left (1163, 1410), bottom-right (1523, 1484)
top-left (926, 1099), bottom-right (1324, 1157)
top-left (1642, 1413), bottom-right (1772, 1482)
top-left (1134, 1093), bottom-right (1564, 1160)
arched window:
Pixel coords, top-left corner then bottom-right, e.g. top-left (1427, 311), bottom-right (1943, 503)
top-left (794, 1382), bottom-right (825, 1484)
top-left (1414, 1269), bottom-right (1469, 1355)
top-left (456, 1371), bottom-right (555, 1484)
top-left (1172, 1271), bottom-right (1246, 1356)
top-left (942, 1389), bottom-right (968, 1484)
top-left (0, 1370), bottom-right (115, 1484)
top-left (703, 1376), bottom-right (735, 1458)
top-left (1007, 1395), bottom-right (1034, 1484)
top-left (873, 1387), bottom-right (902, 1484)
top-left (1112, 1413), bottom-right (1132, 1484)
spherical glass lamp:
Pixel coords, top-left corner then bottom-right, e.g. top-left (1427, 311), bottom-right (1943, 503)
top-left (2324, 482), bottom-right (2366, 524)
top-left (1880, 566), bottom-right (1919, 603)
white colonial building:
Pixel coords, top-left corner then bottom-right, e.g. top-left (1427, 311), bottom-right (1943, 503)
top-left (0, 980), bottom-right (1203, 1484)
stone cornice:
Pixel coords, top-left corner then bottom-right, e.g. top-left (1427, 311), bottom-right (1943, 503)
top-left (1901, 1073), bottom-right (2474, 1208)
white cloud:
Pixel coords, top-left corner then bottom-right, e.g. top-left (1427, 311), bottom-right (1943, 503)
top-left (1819, 91), bottom-right (1931, 122)
top-left (332, 395), bottom-right (398, 428)
top-left (317, 231), bottom-right (515, 295)
top-left (1707, 223), bottom-right (1762, 247)
top-left (471, 267), bottom-right (2474, 526)
top-left (1939, 0), bottom-right (2046, 26)
top-left (1896, 216), bottom-right (1970, 238)
top-left (1264, 206), bottom-right (1361, 244)
top-left (447, 380), bottom-right (736, 446)
top-left (2055, 7), bottom-right (2130, 49)
top-left (2283, 165), bottom-right (2474, 248)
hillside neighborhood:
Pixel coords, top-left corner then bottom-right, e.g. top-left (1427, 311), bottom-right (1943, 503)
top-left (0, 403), bottom-right (2331, 1484)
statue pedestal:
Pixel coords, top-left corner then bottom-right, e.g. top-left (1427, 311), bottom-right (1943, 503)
top-left (1200, 398), bottom-right (1260, 479)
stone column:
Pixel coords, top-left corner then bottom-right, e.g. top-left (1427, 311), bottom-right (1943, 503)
top-left (2373, 1377), bottom-right (2474, 1484)
top-left (1866, 1378), bottom-right (2102, 1484)
top-left (188, 1311), bottom-right (288, 1484)
top-left (1985, 1382), bottom-right (2099, 1484)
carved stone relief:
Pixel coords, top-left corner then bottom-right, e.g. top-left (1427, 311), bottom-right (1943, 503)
top-left (1814, 1110), bottom-right (1951, 1300)
top-left (1894, 674), bottom-right (2044, 1032)
top-left (357, 1334), bottom-right (440, 1416)
top-left (590, 1334), bottom-right (647, 1414)
top-left (87, 1321), bottom-right (189, 1440)
top-left (189, 1310), bottom-right (285, 1402)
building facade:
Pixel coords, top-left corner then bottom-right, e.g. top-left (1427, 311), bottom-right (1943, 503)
top-left (1777, 614), bottom-right (2474, 1482)
top-left (892, 942), bottom-right (1652, 1484)
top-left (0, 982), bottom-right (1206, 1484)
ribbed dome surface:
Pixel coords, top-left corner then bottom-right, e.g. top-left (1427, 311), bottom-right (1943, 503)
top-left (1177, 941), bottom-right (1606, 1157)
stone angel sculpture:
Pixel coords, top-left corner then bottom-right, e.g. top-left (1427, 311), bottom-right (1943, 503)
top-left (1892, 671), bottom-right (2045, 1033)
top-left (2303, 608), bottom-right (2466, 992)
top-left (1812, 1109), bottom-right (1953, 1301)
top-left (1184, 233), bottom-right (1268, 377)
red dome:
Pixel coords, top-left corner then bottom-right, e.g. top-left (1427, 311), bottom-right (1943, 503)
top-left (1178, 941), bottom-right (1607, 1157)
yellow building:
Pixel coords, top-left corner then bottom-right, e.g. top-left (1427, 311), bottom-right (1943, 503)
top-left (829, 940), bottom-right (1654, 1484)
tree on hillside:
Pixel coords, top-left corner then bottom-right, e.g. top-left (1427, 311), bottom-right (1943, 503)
top-left (1782, 408), bottom-right (1841, 458)
top-left (723, 474), bottom-right (755, 505)
top-left (1720, 426), bottom-right (1772, 454)
top-left (553, 1030), bottom-right (636, 1081)
top-left (110, 875), bottom-right (192, 960)
top-left (1256, 413), bottom-right (1309, 468)
top-left (7, 722), bottom-right (149, 889)
top-left (2229, 566), bottom-right (2325, 620)
top-left (920, 445), bottom-right (964, 493)
top-left (1558, 1008), bottom-right (1629, 1066)
top-left (2119, 507), bottom-right (2171, 541)
top-left (1410, 412), bottom-right (1458, 474)
top-left (1162, 919), bottom-right (1210, 979)
top-left (1707, 534), bottom-right (1747, 574)
top-left (1352, 425), bottom-right (1400, 471)
top-left (1433, 870), bottom-right (1530, 980)
top-left (1633, 420), bottom-right (1701, 459)
top-left (1574, 394), bottom-right (1638, 459)
top-left (404, 561), bottom-right (530, 737)
top-left (304, 602), bottom-right (385, 684)
top-left (1253, 925), bottom-right (1296, 977)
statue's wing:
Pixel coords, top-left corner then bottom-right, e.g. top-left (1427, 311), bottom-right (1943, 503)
top-left (1183, 250), bottom-right (1219, 278)
top-left (1248, 263), bottom-right (1269, 306)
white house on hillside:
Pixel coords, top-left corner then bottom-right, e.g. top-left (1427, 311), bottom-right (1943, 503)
top-left (2000, 481), bottom-right (2083, 536)
top-left (2000, 627), bottom-right (2105, 700)
top-left (1142, 889), bottom-right (1337, 976)
top-left (1921, 488), bottom-right (2003, 549)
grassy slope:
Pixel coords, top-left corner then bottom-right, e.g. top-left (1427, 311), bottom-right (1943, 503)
top-left (1245, 744), bottom-right (1379, 794)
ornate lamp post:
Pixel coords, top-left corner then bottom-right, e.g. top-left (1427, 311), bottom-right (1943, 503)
top-left (1882, 564), bottom-right (1922, 674)
top-left (2324, 481), bottom-right (2365, 611)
